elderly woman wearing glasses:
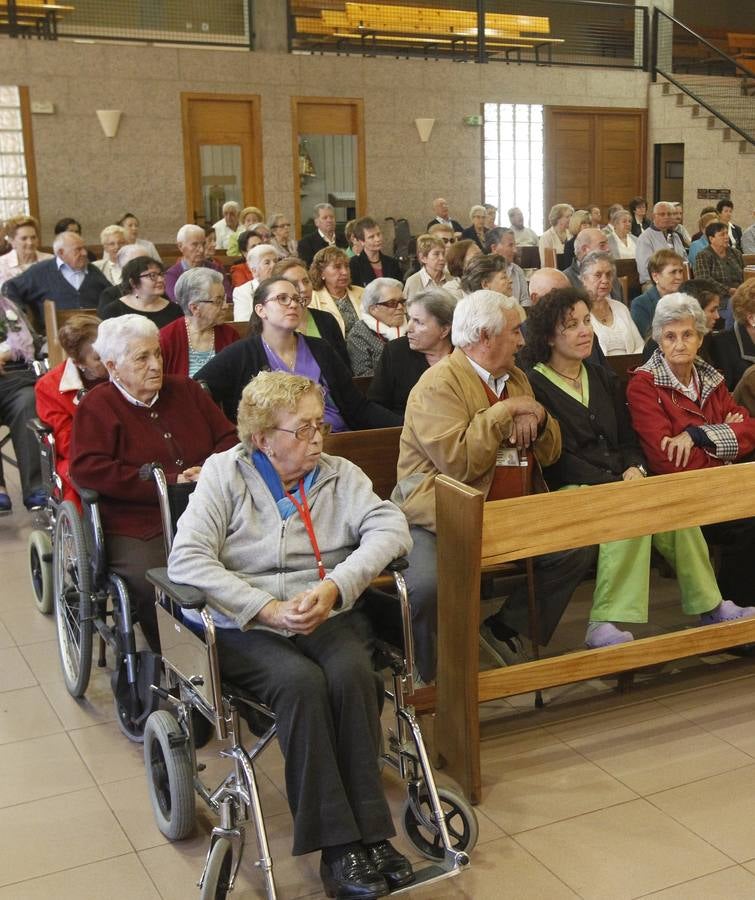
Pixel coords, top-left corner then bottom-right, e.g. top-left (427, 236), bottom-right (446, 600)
top-left (268, 213), bottom-right (297, 258)
top-left (195, 277), bottom-right (401, 430)
top-left (346, 278), bottom-right (407, 376)
top-left (168, 370), bottom-right (414, 898)
top-left (158, 268), bottom-right (239, 377)
top-left (100, 256), bottom-right (183, 329)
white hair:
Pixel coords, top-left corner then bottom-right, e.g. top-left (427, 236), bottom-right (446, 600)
top-left (469, 205), bottom-right (487, 218)
top-left (651, 293), bottom-right (707, 343)
top-left (653, 201), bottom-right (672, 214)
top-left (174, 267), bottom-right (224, 314)
top-left (116, 243), bottom-right (146, 267)
top-left (222, 201), bottom-right (240, 214)
top-left (99, 225), bottom-right (126, 243)
top-left (92, 314), bottom-right (159, 366)
top-left (176, 223), bottom-right (205, 244)
top-left (361, 277), bottom-right (403, 313)
top-left (246, 243), bottom-right (277, 270)
top-left (452, 290), bottom-right (522, 348)
top-left (52, 231), bottom-right (82, 253)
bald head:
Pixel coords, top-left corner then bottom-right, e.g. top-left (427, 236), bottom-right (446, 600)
top-left (432, 197), bottom-right (450, 218)
top-left (529, 268), bottom-right (569, 305)
top-left (574, 227), bottom-right (609, 260)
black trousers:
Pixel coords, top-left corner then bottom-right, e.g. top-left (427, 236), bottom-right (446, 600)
top-left (106, 533), bottom-right (165, 653)
top-left (214, 609), bottom-right (395, 856)
top-left (0, 367), bottom-right (42, 499)
top-left (703, 518), bottom-right (755, 607)
top-left (404, 525), bottom-right (598, 682)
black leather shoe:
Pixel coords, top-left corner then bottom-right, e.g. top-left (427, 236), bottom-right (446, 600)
top-left (365, 840), bottom-right (415, 889)
top-left (320, 846), bottom-right (389, 899)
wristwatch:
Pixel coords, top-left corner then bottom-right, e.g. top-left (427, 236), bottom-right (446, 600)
top-left (636, 464), bottom-right (648, 477)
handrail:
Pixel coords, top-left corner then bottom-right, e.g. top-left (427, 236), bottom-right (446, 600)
top-left (658, 71), bottom-right (754, 146)
top-left (655, 8), bottom-right (755, 83)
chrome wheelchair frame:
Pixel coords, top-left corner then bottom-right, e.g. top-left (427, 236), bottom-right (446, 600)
top-left (144, 465), bottom-right (476, 899)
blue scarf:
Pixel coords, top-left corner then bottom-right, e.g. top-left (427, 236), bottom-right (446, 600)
top-left (252, 449), bottom-right (318, 519)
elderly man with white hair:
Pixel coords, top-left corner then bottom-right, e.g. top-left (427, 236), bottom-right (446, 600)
top-left (231, 243), bottom-right (278, 321)
top-left (346, 276), bottom-right (407, 376)
top-left (4, 230), bottom-right (110, 328)
top-left (212, 200), bottom-right (243, 250)
top-left (635, 201), bottom-right (687, 286)
top-left (164, 224), bottom-right (231, 302)
top-left (297, 203), bottom-right (348, 266)
top-left (393, 290), bottom-right (596, 681)
top-left (563, 227), bottom-right (623, 300)
top-left (426, 197), bottom-right (463, 235)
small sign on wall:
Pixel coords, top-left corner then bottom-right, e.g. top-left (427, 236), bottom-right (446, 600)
top-left (697, 188), bottom-right (731, 200)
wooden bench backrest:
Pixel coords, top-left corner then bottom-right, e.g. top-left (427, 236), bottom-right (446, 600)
top-left (229, 321), bottom-right (251, 340)
top-left (542, 247), bottom-right (556, 269)
top-left (517, 246), bottom-right (541, 269)
top-left (323, 426), bottom-right (402, 500)
top-left (44, 300), bottom-right (98, 367)
top-left (606, 352), bottom-right (642, 384)
top-left (743, 254), bottom-right (755, 268)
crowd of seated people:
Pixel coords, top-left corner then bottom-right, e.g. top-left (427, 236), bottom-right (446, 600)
top-left (3, 190), bottom-right (755, 898)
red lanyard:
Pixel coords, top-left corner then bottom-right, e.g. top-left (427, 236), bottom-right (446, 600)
top-left (284, 480), bottom-right (326, 581)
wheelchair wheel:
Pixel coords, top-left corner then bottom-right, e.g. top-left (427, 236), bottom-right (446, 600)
top-left (53, 501), bottom-right (93, 697)
top-left (28, 529), bottom-right (53, 614)
top-left (200, 837), bottom-right (233, 900)
top-left (402, 785), bottom-right (478, 861)
top-left (144, 710), bottom-right (196, 840)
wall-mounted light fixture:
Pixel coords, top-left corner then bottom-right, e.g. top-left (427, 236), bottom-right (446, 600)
top-left (96, 109), bottom-right (122, 138)
top-left (414, 118), bottom-right (435, 143)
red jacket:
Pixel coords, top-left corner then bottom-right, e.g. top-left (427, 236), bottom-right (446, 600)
top-left (70, 376), bottom-right (237, 539)
top-left (34, 359), bottom-right (107, 506)
top-left (626, 354), bottom-right (755, 474)
top-left (159, 317), bottom-right (240, 377)
top-left (230, 261), bottom-right (252, 288)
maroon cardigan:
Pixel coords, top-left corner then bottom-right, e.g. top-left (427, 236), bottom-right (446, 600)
top-left (70, 376), bottom-right (237, 539)
top-left (159, 318), bottom-right (240, 377)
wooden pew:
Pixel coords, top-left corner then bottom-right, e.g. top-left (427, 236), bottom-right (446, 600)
top-left (614, 258), bottom-right (640, 300)
top-left (43, 300), bottom-right (97, 367)
top-left (323, 427), bottom-right (401, 500)
top-left (606, 352), bottom-right (643, 386)
top-left (517, 246), bottom-right (541, 269)
top-left (433, 464), bottom-right (755, 804)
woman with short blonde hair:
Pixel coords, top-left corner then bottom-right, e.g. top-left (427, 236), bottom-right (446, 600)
top-left (0, 214), bottom-right (52, 289)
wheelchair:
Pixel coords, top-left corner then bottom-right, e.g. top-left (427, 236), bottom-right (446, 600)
top-left (27, 419), bottom-right (167, 741)
top-left (142, 465), bottom-right (477, 899)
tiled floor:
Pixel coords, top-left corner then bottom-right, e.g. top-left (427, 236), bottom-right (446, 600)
top-left (4, 465), bottom-right (755, 899)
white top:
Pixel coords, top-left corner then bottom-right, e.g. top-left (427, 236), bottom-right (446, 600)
top-left (512, 226), bottom-right (539, 247)
top-left (590, 299), bottom-right (644, 356)
top-left (404, 267), bottom-right (449, 300)
top-left (232, 278), bottom-right (259, 321)
top-left (538, 227), bottom-right (565, 261)
top-left (134, 238), bottom-right (161, 262)
top-left (94, 258), bottom-right (122, 285)
top-left (608, 232), bottom-right (637, 260)
top-left (213, 219), bottom-right (244, 251)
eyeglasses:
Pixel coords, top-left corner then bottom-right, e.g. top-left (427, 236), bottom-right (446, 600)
top-left (374, 299), bottom-right (406, 309)
top-left (439, 237), bottom-right (456, 244)
top-left (273, 422), bottom-right (332, 441)
top-left (266, 292), bottom-right (308, 308)
top-left (272, 223), bottom-right (290, 229)
top-left (194, 298), bottom-right (226, 308)
top-left (139, 271), bottom-right (164, 281)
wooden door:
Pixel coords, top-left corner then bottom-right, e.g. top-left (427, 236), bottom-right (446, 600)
top-left (181, 93), bottom-right (264, 226)
top-left (544, 107), bottom-right (646, 227)
top-left (291, 97), bottom-right (366, 238)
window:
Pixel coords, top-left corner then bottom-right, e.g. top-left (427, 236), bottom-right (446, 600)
top-left (483, 103), bottom-right (544, 232)
top-left (0, 86), bottom-right (32, 221)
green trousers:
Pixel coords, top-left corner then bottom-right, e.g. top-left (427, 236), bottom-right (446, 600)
top-left (590, 528), bottom-right (722, 624)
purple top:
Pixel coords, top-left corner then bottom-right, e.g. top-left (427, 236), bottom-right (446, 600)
top-left (0, 295), bottom-right (36, 363)
top-left (262, 334), bottom-right (349, 432)
top-left (163, 259), bottom-right (232, 302)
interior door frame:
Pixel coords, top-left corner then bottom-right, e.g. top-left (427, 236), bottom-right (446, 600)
top-left (290, 96), bottom-right (367, 239)
top-left (180, 92), bottom-right (264, 225)
top-left (543, 105), bottom-right (647, 220)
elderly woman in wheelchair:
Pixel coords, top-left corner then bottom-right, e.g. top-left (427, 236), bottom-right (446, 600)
top-left (162, 370), bottom-right (419, 898)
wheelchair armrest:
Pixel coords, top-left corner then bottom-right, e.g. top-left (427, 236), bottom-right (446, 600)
top-left (77, 487), bottom-right (100, 506)
top-left (147, 567), bottom-right (207, 610)
top-left (385, 557), bottom-right (409, 573)
top-left (26, 417), bottom-right (53, 440)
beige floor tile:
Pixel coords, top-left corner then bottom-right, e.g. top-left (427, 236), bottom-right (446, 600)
top-left (0, 621), bottom-right (14, 648)
top-left (0, 646), bottom-right (36, 692)
top-left (516, 799), bottom-right (731, 900)
top-left (408, 835), bottom-right (579, 899)
top-left (19, 639), bottom-right (62, 685)
top-left (39, 665), bottom-right (118, 730)
top-left (0, 787), bottom-right (131, 887)
top-left (545, 699), bottom-right (672, 741)
top-left (649, 763), bottom-right (755, 863)
top-left (636, 865), bottom-right (755, 898)
top-left (563, 711), bottom-right (753, 795)
top-left (0, 685), bottom-right (63, 745)
top-left (1, 604), bottom-right (57, 645)
top-left (99, 775), bottom-right (171, 852)
top-left (0, 732), bottom-right (94, 808)
top-left (0, 568), bottom-right (47, 612)
top-left (69, 720), bottom-right (148, 785)
top-left (479, 740), bottom-right (637, 834)
top-left (0, 853), bottom-right (160, 900)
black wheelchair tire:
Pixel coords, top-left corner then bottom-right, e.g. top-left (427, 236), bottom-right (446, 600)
top-left (28, 529), bottom-right (53, 615)
top-left (53, 501), bottom-right (93, 697)
top-left (144, 710), bottom-right (196, 841)
top-left (401, 785), bottom-right (479, 861)
top-left (200, 837), bottom-right (233, 900)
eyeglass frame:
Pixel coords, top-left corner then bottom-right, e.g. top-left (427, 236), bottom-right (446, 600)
top-left (373, 298), bottom-right (406, 309)
top-left (264, 292), bottom-right (310, 308)
top-left (272, 422), bottom-right (332, 441)
top-left (138, 270), bottom-right (165, 281)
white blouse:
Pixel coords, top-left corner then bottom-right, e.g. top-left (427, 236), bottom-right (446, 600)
top-left (590, 299), bottom-right (644, 356)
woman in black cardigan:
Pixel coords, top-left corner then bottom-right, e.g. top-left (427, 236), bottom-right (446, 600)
top-left (195, 277), bottom-right (400, 428)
